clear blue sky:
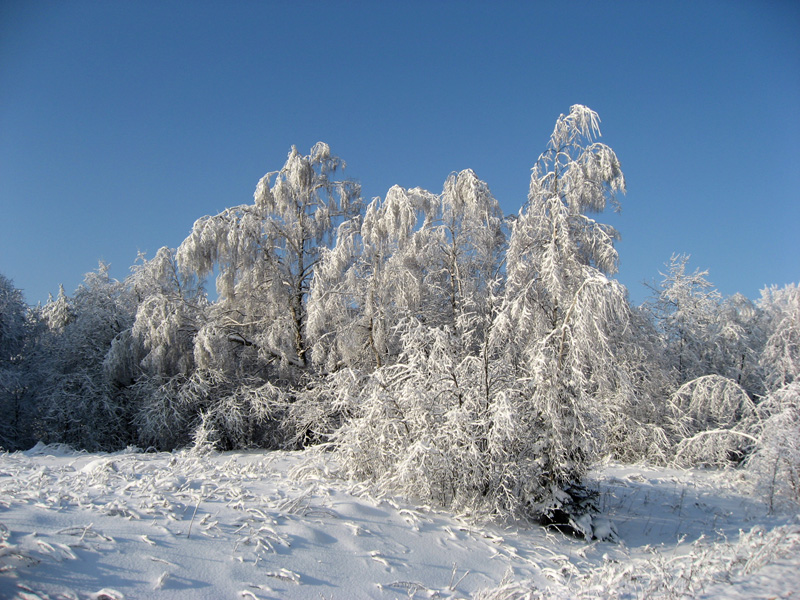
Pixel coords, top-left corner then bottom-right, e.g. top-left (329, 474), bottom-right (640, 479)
top-left (2, 0), bottom-right (798, 306)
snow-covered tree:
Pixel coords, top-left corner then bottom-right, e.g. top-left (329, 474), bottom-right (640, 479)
top-left (307, 185), bottom-right (436, 372)
top-left (671, 375), bottom-right (756, 433)
top-left (178, 142), bottom-right (361, 375)
top-left (172, 144), bottom-right (361, 448)
top-left (0, 274), bottom-right (27, 371)
top-left (295, 185), bottom-right (432, 443)
top-left (406, 170), bottom-right (508, 337)
top-left (334, 106), bottom-right (634, 531)
top-left (0, 274), bottom-right (34, 450)
top-left (95, 248), bottom-right (207, 450)
top-left (759, 283), bottom-right (800, 393)
top-left (490, 104), bottom-right (631, 519)
top-left (301, 171), bottom-right (506, 446)
top-left (308, 170), bottom-right (506, 373)
top-left (38, 263), bottom-right (137, 451)
top-left (710, 293), bottom-right (766, 398)
top-left (41, 285), bottom-right (73, 332)
top-left (126, 248), bottom-right (203, 380)
top-left (647, 254), bottom-right (722, 385)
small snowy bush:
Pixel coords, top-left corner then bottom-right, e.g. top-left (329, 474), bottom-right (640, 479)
top-left (333, 322), bottom-right (529, 517)
top-left (670, 375), bottom-right (757, 467)
top-left (748, 382), bottom-right (800, 510)
top-left (286, 369), bottom-right (366, 447)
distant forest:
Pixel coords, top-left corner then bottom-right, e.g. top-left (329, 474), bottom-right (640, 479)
top-left (2, 106), bottom-right (797, 526)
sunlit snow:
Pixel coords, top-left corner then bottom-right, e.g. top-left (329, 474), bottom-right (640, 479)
top-left (1, 444), bottom-right (797, 599)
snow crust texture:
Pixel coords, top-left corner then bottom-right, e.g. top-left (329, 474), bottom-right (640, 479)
top-left (1, 446), bottom-right (798, 599)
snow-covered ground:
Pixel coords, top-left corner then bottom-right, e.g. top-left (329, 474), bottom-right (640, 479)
top-left (1, 444), bottom-right (798, 600)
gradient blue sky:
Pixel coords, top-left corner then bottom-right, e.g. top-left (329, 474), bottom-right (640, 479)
top-left (1, 0), bottom-right (798, 306)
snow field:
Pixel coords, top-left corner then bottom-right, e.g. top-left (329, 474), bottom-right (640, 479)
top-left (1, 445), bottom-right (798, 599)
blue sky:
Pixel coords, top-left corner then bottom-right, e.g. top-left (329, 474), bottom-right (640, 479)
top-left (1, 0), bottom-right (798, 306)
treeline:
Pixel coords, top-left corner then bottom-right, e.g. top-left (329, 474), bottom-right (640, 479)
top-left (1, 106), bottom-right (797, 527)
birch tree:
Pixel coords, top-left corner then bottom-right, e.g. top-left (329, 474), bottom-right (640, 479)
top-left (178, 142), bottom-right (361, 375)
top-left (307, 184), bottom-right (436, 373)
top-left (648, 254), bottom-right (721, 385)
top-left (493, 104), bottom-right (631, 520)
top-left (334, 106), bottom-right (633, 530)
top-left (308, 169), bottom-right (505, 373)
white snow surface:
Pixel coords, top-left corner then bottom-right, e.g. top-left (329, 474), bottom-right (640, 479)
top-left (1, 444), bottom-right (798, 600)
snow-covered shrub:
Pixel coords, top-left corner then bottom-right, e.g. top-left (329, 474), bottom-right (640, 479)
top-left (605, 416), bottom-right (673, 465)
top-left (334, 321), bottom-right (541, 518)
top-left (748, 382), bottom-right (800, 510)
top-left (474, 522), bottom-right (800, 600)
top-left (286, 368), bottom-right (367, 447)
top-left (173, 369), bottom-right (290, 451)
top-left (745, 286), bottom-right (800, 509)
top-left (671, 375), bottom-right (756, 432)
top-left (670, 375), bottom-right (757, 467)
top-left (129, 375), bottom-right (193, 450)
top-left (596, 306), bottom-right (675, 464)
top-left (130, 365), bottom-right (289, 452)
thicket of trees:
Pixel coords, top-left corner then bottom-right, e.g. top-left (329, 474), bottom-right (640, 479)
top-left (1, 106), bottom-right (798, 529)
